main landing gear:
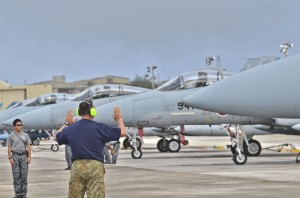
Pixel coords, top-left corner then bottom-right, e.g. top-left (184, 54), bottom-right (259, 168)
top-left (156, 138), bottom-right (182, 152)
top-left (156, 125), bottom-right (189, 153)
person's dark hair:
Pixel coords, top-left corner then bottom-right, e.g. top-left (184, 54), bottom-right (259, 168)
top-left (78, 101), bottom-right (93, 116)
top-left (13, 119), bottom-right (22, 126)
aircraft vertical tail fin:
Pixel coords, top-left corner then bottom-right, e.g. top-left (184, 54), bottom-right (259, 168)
top-left (240, 56), bottom-right (279, 72)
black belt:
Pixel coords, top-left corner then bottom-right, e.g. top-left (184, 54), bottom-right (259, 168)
top-left (12, 151), bottom-right (27, 156)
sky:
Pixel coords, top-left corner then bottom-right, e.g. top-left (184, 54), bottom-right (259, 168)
top-left (0, 0), bottom-right (300, 85)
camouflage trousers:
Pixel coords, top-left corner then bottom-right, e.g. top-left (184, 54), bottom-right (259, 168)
top-left (68, 159), bottom-right (105, 198)
top-left (111, 143), bottom-right (120, 164)
top-left (104, 143), bottom-right (120, 164)
top-left (11, 154), bottom-right (28, 197)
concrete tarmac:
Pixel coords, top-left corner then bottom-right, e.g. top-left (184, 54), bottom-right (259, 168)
top-left (1, 135), bottom-right (300, 198)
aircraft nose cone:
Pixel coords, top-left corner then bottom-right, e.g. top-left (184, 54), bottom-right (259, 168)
top-left (0, 112), bottom-right (11, 129)
top-left (292, 123), bottom-right (300, 131)
top-left (4, 106), bottom-right (52, 129)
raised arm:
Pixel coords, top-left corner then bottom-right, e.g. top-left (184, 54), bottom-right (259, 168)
top-left (113, 107), bottom-right (126, 137)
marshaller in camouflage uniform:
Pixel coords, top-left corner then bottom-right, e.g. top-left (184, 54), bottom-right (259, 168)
top-left (65, 144), bottom-right (72, 170)
top-left (7, 119), bottom-right (32, 198)
top-left (55, 101), bottom-right (126, 198)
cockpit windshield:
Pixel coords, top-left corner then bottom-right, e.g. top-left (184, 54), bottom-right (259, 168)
top-left (23, 93), bottom-right (74, 107)
top-left (157, 69), bottom-right (234, 91)
top-left (72, 84), bottom-right (150, 101)
top-left (6, 101), bottom-right (22, 109)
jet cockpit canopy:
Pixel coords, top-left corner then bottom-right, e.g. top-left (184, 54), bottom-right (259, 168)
top-left (23, 93), bottom-right (74, 107)
top-left (157, 69), bottom-right (235, 91)
top-left (72, 84), bottom-right (150, 101)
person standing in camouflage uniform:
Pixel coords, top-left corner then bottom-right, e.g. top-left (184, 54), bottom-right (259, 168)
top-left (56, 101), bottom-right (126, 198)
top-left (104, 143), bottom-right (112, 164)
top-left (64, 144), bottom-right (72, 170)
top-left (111, 141), bottom-right (120, 164)
top-left (104, 141), bottom-right (120, 164)
top-left (7, 119), bottom-right (32, 198)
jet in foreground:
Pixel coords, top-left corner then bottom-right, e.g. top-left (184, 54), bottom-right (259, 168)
top-left (181, 54), bottom-right (300, 164)
top-left (181, 54), bottom-right (300, 118)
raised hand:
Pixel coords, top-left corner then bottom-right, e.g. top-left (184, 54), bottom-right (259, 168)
top-left (65, 110), bottom-right (75, 124)
top-left (113, 107), bottom-right (123, 121)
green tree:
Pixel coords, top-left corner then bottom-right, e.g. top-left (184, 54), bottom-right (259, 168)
top-left (130, 74), bottom-right (153, 89)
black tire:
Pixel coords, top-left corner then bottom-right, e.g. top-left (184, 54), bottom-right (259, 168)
top-left (123, 138), bottom-right (130, 149)
top-left (244, 139), bottom-right (261, 156)
top-left (157, 139), bottom-right (169, 152)
top-left (168, 139), bottom-right (181, 152)
top-left (51, 144), bottom-right (59, 152)
top-left (231, 145), bottom-right (236, 154)
top-left (233, 151), bottom-right (247, 165)
top-left (135, 138), bottom-right (142, 149)
top-left (131, 148), bottom-right (143, 159)
top-left (296, 152), bottom-right (300, 163)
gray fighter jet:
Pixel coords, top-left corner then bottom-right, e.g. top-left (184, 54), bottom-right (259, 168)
top-left (181, 54), bottom-right (300, 164)
top-left (3, 84), bottom-right (150, 130)
top-left (0, 93), bottom-right (74, 131)
top-left (181, 54), bottom-right (300, 118)
top-left (91, 69), bottom-right (273, 162)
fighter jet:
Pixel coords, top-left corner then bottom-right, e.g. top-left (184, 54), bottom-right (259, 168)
top-left (181, 54), bottom-right (300, 164)
top-left (92, 69), bottom-right (273, 163)
top-left (0, 93), bottom-right (74, 131)
top-left (0, 131), bottom-right (9, 146)
top-left (3, 84), bottom-right (150, 130)
top-left (181, 54), bottom-right (300, 118)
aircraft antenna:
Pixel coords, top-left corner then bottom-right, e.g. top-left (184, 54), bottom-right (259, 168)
top-left (280, 42), bottom-right (293, 57)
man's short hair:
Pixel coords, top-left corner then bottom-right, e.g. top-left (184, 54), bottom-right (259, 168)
top-left (13, 119), bottom-right (22, 126)
top-left (78, 101), bottom-right (93, 116)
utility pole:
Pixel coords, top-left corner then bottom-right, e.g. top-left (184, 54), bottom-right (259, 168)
top-left (147, 65), bottom-right (157, 90)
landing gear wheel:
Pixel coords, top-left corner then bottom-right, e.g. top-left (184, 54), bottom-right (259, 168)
top-left (230, 145), bottom-right (236, 154)
top-left (131, 148), bottom-right (143, 159)
top-left (168, 139), bottom-right (181, 152)
top-left (233, 151), bottom-right (247, 165)
top-left (33, 139), bottom-right (40, 145)
top-left (296, 152), bottom-right (300, 163)
top-left (51, 144), bottom-right (59, 152)
top-left (157, 139), bottom-right (169, 152)
top-left (134, 138), bottom-right (142, 149)
top-left (123, 138), bottom-right (130, 149)
top-left (244, 139), bottom-right (261, 156)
